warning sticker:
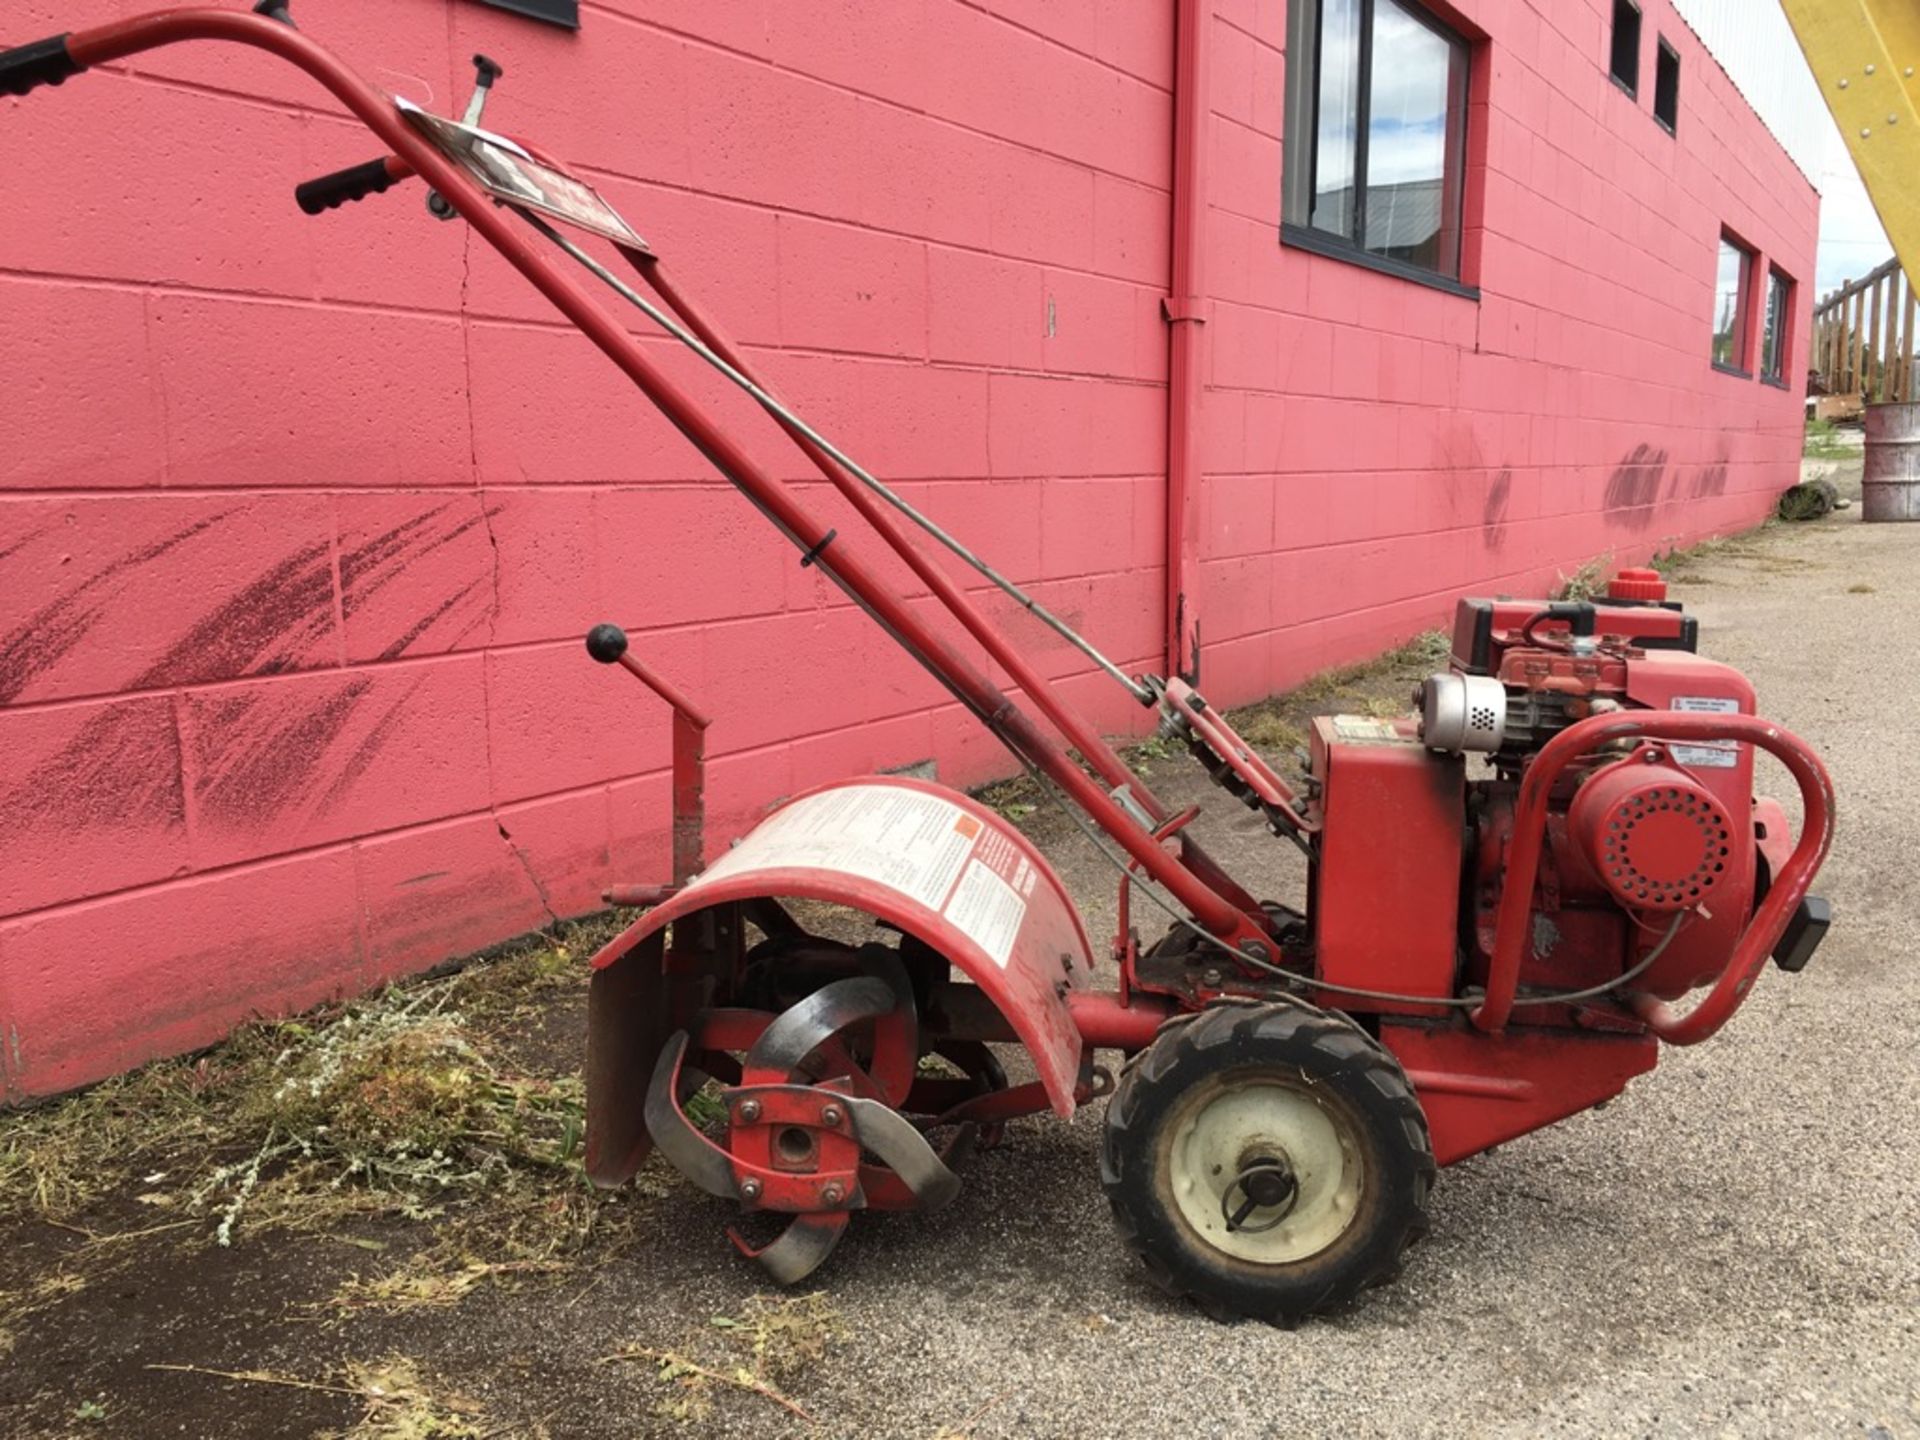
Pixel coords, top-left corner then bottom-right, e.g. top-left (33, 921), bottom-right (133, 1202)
top-left (690, 787), bottom-right (981, 910)
top-left (1332, 716), bottom-right (1403, 743)
top-left (943, 858), bottom-right (1027, 969)
top-left (1670, 695), bottom-right (1740, 770)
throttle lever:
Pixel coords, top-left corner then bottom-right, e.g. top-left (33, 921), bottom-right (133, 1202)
top-left (461, 53), bottom-right (503, 126)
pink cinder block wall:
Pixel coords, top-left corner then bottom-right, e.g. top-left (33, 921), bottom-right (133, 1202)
top-left (1192, 0), bottom-right (1816, 700)
top-left (0, 0), bottom-right (1814, 1099)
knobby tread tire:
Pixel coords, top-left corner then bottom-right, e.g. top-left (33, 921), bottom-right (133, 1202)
top-left (1100, 999), bottom-right (1435, 1325)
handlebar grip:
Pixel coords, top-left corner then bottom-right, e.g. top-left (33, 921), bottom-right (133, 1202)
top-left (295, 156), bottom-right (404, 216)
top-left (0, 34), bottom-right (84, 98)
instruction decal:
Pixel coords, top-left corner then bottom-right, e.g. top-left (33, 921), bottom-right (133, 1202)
top-left (943, 858), bottom-right (1026, 969)
top-left (691, 786), bottom-right (979, 909)
top-left (1669, 695), bottom-right (1740, 769)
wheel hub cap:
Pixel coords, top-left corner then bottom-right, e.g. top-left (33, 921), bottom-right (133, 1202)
top-left (1167, 1077), bottom-right (1363, 1264)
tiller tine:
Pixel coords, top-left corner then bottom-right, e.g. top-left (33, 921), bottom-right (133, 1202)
top-left (729, 1211), bottom-right (850, 1285)
top-left (641, 954), bottom-right (967, 1283)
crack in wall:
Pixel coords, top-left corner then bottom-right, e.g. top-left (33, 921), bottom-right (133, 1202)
top-left (496, 816), bottom-right (561, 929)
top-left (452, 217), bottom-right (552, 930)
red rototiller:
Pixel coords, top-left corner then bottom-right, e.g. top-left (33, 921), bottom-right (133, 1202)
top-left (3, 6), bottom-right (1836, 1322)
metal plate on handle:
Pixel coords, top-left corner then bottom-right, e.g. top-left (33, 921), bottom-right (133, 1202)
top-left (395, 96), bottom-right (652, 252)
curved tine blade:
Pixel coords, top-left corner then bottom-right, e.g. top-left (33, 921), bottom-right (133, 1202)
top-left (728, 1213), bottom-right (849, 1286)
top-left (844, 1095), bottom-right (962, 1210)
top-left (934, 1121), bottom-right (979, 1180)
top-left (643, 1032), bottom-right (739, 1199)
top-left (746, 976), bottom-right (897, 1076)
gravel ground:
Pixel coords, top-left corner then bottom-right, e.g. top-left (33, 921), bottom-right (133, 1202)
top-left (4, 490), bottom-right (1913, 1440)
top-left (777, 497), bottom-right (1918, 1439)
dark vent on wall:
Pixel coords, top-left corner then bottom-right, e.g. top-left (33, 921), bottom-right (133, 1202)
top-left (473, 0), bottom-right (579, 28)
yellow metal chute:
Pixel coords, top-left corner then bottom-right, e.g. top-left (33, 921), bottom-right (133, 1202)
top-left (1780, 0), bottom-right (1920, 282)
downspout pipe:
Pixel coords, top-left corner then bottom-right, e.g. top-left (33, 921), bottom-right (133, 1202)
top-left (1165, 0), bottom-right (1211, 683)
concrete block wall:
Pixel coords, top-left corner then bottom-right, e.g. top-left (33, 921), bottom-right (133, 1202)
top-left (0, 0), bottom-right (1814, 1098)
top-left (1193, 0), bottom-right (1816, 701)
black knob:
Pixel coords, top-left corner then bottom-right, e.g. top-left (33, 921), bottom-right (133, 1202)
top-left (473, 54), bottom-right (503, 88)
top-left (253, 0), bottom-right (296, 26)
top-left (585, 624), bottom-right (629, 664)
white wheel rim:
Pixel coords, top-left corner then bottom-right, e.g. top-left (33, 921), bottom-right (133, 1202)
top-left (1165, 1073), bottom-right (1363, 1265)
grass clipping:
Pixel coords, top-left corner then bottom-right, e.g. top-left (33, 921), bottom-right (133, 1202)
top-left (603, 1293), bottom-right (845, 1427)
top-left (0, 921), bottom-right (626, 1254)
top-left (191, 979), bottom-right (584, 1245)
top-left (145, 1356), bottom-right (484, 1440)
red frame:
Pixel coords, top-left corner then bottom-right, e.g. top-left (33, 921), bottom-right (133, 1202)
top-left (598, 644), bottom-right (709, 900)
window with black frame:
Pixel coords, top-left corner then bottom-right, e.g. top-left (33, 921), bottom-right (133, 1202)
top-left (1283, 0), bottom-right (1472, 288)
top-left (472, 0), bottom-right (578, 27)
top-left (1761, 267), bottom-right (1793, 384)
top-left (1711, 233), bottom-right (1755, 374)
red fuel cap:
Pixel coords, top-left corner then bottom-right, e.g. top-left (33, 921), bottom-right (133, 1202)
top-left (1608, 566), bottom-right (1667, 603)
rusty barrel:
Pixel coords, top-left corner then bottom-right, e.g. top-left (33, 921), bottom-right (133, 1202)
top-left (1863, 400), bottom-right (1920, 522)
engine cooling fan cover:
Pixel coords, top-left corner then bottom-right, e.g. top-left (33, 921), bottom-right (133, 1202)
top-left (1568, 757), bottom-right (1737, 912)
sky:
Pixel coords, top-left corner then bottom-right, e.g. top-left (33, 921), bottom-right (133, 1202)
top-left (1810, 140), bottom-right (1895, 297)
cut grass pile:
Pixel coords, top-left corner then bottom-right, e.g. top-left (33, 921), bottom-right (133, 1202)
top-left (0, 915), bottom-right (638, 1259)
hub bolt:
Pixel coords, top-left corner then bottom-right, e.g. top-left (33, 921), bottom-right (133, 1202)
top-left (740, 1178), bottom-right (762, 1202)
top-left (820, 1104), bottom-right (844, 1127)
top-left (739, 1099), bottom-right (762, 1123)
top-left (821, 1183), bottom-right (845, 1206)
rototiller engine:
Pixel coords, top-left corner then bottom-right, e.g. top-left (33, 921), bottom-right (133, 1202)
top-left (4, 6), bottom-right (1835, 1322)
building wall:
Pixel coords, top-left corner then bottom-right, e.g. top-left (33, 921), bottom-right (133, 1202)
top-left (0, 0), bottom-right (1814, 1099)
top-left (1193, 0), bottom-right (1817, 699)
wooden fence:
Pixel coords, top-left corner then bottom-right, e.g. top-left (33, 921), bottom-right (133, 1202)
top-left (1812, 257), bottom-right (1918, 404)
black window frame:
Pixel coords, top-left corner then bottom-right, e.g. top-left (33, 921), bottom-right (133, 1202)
top-left (1280, 0), bottom-right (1478, 300)
top-left (1711, 231), bottom-right (1756, 378)
top-left (1653, 37), bottom-right (1680, 133)
top-left (471, 0), bottom-right (579, 28)
top-left (1609, 0), bottom-right (1642, 97)
top-left (1761, 266), bottom-right (1794, 387)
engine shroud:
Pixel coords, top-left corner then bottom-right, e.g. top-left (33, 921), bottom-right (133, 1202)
top-left (1568, 758), bottom-right (1737, 912)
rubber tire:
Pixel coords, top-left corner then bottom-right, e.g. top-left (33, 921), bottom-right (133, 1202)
top-left (1100, 1000), bottom-right (1435, 1324)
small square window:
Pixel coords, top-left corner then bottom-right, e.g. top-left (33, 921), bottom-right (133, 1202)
top-left (1761, 268), bottom-right (1793, 383)
top-left (1712, 232), bottom-right (1756, 374)
top-left (1610, 0), bottom-right (1641, 96)
top-left (1654, 39), bottom-right (1680, 132)
top-left (472, 0), bottom-right (579, 28)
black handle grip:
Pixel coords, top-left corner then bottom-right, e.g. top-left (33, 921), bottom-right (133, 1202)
top-left (585, 624), bottom-right (630, 664)
top-left (296, 157), bottom-right (401, 216)
top-left (0, 34), bottom-right (84, 98)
